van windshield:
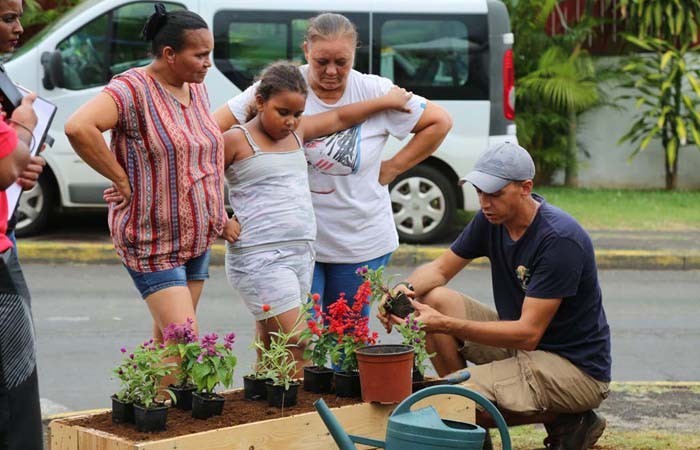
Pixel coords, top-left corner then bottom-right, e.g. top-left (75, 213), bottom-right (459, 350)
top-left (10, 0), bottom-right (105, 60)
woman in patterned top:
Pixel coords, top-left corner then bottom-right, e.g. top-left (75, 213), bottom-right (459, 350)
top-left (65, 4), bottom-right (226, 342)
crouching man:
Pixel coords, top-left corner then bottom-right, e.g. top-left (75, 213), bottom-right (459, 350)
top-left (379, 142), bottom-right (611, 450)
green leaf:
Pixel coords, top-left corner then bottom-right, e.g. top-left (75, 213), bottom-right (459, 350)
top-left (687, 74), bottom-right (700, 97)
top-left (676, 117), bottom-right (688, 145)
top-left (660, 51), bottom-right (674, 70)
top-left (667, 139), bottom-right (678, 167)
top-left (690, 123), bottom-right (700, 146)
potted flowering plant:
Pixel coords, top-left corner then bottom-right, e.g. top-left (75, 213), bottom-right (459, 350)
top-left (243, 336), bottom-right (273, 400)
top-left (190, 332), bottom-right (237, 420)
top-left (327, 280), bottom-right (379, 398)
top-left (357, 266), bottom-right (414, 318)
top-left (300, 293), bottom-right (335, 393)
top-left (162, 318), bottom-right (199, 410)
top-left (394, 313), bottom-right (436, 381)
top-left (129, 340), bottom-right (176, 432)
top-left (111, 345), bottom-right (140, 424)
top-left (254, 304), bottom-right (304, 408)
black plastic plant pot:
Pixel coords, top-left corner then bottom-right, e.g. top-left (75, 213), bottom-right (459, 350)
top-left (303, 366), bottom-right (334, 393)
top-left (386, 291), bottom-right (415, 318)
top-left (243, 375), bottom-right (271, 400)
top-left (133, 403), bottom-right (168, 432)
top-left (333, 371), bottom-right (361, 398)
top-left (110, 395), bottom-right (134, 424)
top-left (412, 365), bottom-right (425, 382)
top-left (169, 384), bottom-right (195, 410)
top-left (191, 392), bottom-right (225, 420)
top-left (266, 381), bottom-right (300, 407)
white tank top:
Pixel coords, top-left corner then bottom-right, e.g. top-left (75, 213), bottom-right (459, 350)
top-left (224, 125), bottom-right (316, 250)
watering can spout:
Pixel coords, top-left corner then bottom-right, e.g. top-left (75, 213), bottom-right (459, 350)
top-left (313, 399), bottom-right (359, 450)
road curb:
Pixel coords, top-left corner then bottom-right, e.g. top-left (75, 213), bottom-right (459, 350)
top-left (17, 241), bottom-right (700, 270)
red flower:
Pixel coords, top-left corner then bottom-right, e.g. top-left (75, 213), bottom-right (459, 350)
top-left (262, 304), bottom-right (271, 313)
top-left (312, 293), bottom-right (321, 302)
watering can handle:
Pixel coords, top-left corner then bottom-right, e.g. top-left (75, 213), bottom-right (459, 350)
top-left (392, 384), bottom-right (512, 450)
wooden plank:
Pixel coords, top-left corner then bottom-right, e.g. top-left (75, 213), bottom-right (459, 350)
top-left (57, 393), bottom-right (475, 450)
top-left (135, 394), bottom-right (474, 450)
top-left (49, 420), bottom-right (78, 450)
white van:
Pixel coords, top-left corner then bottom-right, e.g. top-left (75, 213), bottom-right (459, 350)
top-left (7, 0), bottom-right (515, 243)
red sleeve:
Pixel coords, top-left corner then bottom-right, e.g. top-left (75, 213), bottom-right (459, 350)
top-left (0, 119), bottom-right (18, 159)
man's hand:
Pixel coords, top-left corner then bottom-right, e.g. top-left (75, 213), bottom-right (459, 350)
top-left (377, 283), bottom-right (415, 333)
top-left (406, 300), bottom-right (444, 333)
top-left (17, 155), bottom-right (45, 191)
top-left (222, 216), bottom-right (241, 243)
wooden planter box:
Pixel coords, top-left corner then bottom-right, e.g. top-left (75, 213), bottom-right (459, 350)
top-left (50, 392), bottom-right (474, 450)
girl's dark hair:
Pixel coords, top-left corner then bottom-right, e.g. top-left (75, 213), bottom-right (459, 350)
top-left (141, 3), bottom-right (208, 55)
top-left (245, 61), bottom-right (308, 122)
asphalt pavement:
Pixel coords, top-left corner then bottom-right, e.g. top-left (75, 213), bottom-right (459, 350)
top-left (17, 210), bottom-right (700, 270)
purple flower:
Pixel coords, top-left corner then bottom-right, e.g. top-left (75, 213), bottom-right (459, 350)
top-left (355, 267), bottom-right (368, 275)
top-left (197, 354), bottom-right (204, 363)
top-left (120, 347), bottom-right (127, 353)
top-left (224, 332), bottom-right (236, 346)
top-left (118, 369), bottom-right (124, 375)
top-left (132, 364), bottom-right (137, 369)
top-left (414, 338), bottom-right (421, 344)
top-left (129, 353), bottom-right (134, 359)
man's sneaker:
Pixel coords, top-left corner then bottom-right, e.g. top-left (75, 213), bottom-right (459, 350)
top-left (543, 410), bottom-right (606, 450)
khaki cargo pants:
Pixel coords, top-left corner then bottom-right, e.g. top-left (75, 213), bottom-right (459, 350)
top-left (457, 295), bottom-right (609, 416)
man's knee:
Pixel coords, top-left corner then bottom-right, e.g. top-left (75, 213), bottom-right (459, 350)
top-left (419, 287), bottom-right (466, 317)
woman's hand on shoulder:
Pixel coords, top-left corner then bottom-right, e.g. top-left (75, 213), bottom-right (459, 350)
top-left (383, 86), bottom-right (413, 113)
top-left (222, 216), bottom-right (241, 243)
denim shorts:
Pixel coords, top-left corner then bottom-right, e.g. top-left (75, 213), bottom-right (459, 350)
top-left (125, 250), bottom-right (211, 299)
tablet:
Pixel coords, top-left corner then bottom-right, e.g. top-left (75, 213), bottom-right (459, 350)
top-left (4, 86), bottom-right (58, 223)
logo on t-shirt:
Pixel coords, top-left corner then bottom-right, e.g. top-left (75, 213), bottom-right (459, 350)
top-left (304, 125), bottom-right (361, 194)
top-left (515, 265), bottom-right (531, 291)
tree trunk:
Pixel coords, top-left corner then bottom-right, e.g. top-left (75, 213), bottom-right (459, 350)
top-left (564, 111), bottom-right (578, 187)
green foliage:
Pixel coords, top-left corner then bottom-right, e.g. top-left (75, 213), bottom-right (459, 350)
top-left (255, 306), bottom-right (306, 390)
top-left (616, 0), bottom-right (700, 190)
top-left (22, 0), bottom-right (83, 29)
top-left (113, 341), bottom-right (176, 408)
top-left (300, 295), bottom-right (336, 368)
top-left (394, 313), bottom-right (435, 376)
top-left (190, 333), bottom-right (238, 394)
top-left (504, 0), bottom-right (604, 185)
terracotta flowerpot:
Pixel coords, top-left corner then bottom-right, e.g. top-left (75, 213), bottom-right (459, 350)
top-left (169, 384), bottom-right (195, 410)
top-left (385, 291), bottom-right (414, 318)
top-left (333, 370), bottom-right (361, 398)
top-left (266, 381), bottom-right (300, 407)
top-left (110, 395), bottom-right (133, 424)
top-left (243, 375), bottom-right (270, 400)
top-left (133, 403), bottom-right (168, 432)
top-left (191, 392), bottom-right (225, 420)
top-left (303, 366), bottom-right (334, 393)
top-left (356, 344), bottom-right (414, 404)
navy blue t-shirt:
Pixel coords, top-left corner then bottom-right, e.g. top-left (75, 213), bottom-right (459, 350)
top-left (450, 194), bottom-right (611, 382)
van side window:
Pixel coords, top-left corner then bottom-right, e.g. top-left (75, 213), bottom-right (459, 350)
top-left (213, 11), bottom-right (369, 90)
top-left (56, 2), bottom-right (186, 90)
top-left (373, 14), bottom-right (488, 100)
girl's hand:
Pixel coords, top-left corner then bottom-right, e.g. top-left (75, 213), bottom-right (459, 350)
top-left (222, 216), bottom-right (241, 243)
top-left (383, 86), bottom-right (413, 113)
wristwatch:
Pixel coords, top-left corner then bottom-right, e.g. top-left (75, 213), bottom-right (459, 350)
top-left (394, 281), bottom-right (414, 291)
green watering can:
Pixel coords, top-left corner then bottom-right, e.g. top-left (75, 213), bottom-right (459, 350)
top-left (314, 384), bottom-right (511, 450)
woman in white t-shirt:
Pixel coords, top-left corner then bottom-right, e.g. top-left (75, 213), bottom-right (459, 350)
top-left (214, 13), bottom-right (452, 319)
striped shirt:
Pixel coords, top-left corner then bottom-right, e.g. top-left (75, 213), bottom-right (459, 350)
top-left (104, 68), bottom-right (225, 272)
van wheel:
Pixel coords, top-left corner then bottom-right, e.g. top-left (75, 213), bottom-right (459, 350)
top-left (15, 172), bottom-right (56, 237)
top-left (390, 164), bottom-right (456, 244)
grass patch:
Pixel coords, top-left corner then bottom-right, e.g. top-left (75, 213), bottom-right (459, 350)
top-left (490, 425), bottom-right (700, 450)
top-left (456, 188), bottom-right (700, 231)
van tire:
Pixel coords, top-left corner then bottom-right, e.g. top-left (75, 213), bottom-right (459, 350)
top-left (15, 171), bottom-right (56, 238)
top-left (390, 164), bottom-right (456, 244)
